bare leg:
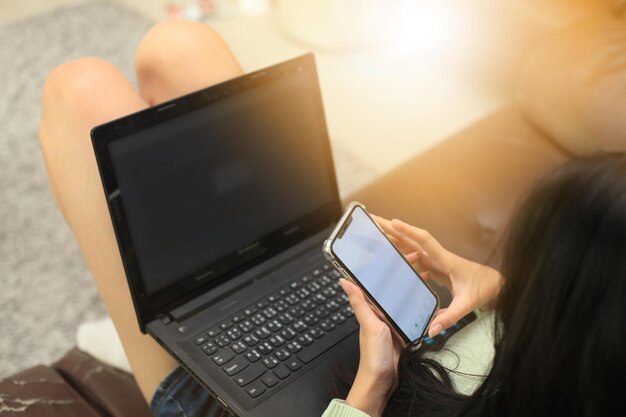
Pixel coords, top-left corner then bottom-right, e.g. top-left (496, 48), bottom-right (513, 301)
top-left (39, 21), bottom-right (243, 402)
top-left (135, 20), bottom-right (242, 105)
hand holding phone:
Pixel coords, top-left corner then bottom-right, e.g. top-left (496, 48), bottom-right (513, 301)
top-left (339, 278), bottom-right (402, 417)
top-left (323, 202), bottom-right (438, 346)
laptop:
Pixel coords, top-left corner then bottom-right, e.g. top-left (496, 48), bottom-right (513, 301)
top-left (91, 54), bottom-right (359, 416)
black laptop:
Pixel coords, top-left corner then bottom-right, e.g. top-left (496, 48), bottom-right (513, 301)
top-left (91, 54), bottom-right (359, 416)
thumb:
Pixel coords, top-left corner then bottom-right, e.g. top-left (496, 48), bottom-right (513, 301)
top-left (428, 298), bottom-right (473, 337)
top-left (339, 278), bottom-right (381, 329)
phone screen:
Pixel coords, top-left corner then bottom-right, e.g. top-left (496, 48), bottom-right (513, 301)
top-left (331, 206), bottom-right (437, 343)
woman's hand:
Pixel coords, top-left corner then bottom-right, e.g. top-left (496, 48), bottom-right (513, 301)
top-left (340, 278), bottom-right (402, 417)
top-left (373, 215), bottom-right (503, 337)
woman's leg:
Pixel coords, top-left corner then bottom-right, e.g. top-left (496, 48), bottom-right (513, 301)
top-left (135, 20), bottom-right (242, 105)
top-left (39, 21), bottom-right (243, 402)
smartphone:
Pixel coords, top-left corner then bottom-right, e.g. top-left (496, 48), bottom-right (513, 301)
top-left (323, 202), bottom-right (439, 346)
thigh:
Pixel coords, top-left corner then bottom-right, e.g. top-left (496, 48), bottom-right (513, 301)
top-left (134, 20), bottom-right (243, 105)
top-left (39, 56), bottom-right (177, 401)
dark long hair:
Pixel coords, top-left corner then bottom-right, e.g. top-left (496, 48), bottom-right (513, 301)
top-left (384, 154), bottom-right (626, 416)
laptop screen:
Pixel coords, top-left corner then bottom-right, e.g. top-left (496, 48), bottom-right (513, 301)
top-left (93, 55), bottom-right (340, 326)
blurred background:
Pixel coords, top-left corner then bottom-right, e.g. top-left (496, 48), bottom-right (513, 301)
top-left (0, 0), bottom-right (606, 376)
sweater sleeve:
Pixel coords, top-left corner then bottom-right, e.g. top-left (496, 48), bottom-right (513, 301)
top-left (321, 399), bottom-right (372, 417)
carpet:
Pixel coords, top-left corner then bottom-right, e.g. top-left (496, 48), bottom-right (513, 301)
top-left (0, 0), bottom-right (151, 377)
top-left (0, 0), bottom-right (376, 377)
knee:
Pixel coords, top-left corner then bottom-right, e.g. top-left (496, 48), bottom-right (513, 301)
top-left (39, 57), bottom-right (117, 146)
top-left (135, 20), bottom-right (241, 87)
top-left (42, 57), bottom-right (117, 108)
top-left (136, 20), bottom-right (225, 70)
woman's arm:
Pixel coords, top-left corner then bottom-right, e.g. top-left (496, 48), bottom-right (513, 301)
top-left (337, 279), bottom-right (402, 417)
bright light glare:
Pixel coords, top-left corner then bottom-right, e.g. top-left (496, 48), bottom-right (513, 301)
top-left (390, 0), bottom-right (458, 58)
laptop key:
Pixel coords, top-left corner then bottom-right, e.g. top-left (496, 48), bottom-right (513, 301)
top-left (326, 301), bottom-right (340, 311)
top-left (212, 349), bottom-right (235, 366)
top-left (286, 341), bottom-right (302, 353)
top-left (231, 341), bottom-right (247, 354)
top-left (278, 312), bottom-right (294, 325)
top-left (220, 320), bottom-right (234, 330)
top-left (226, 328), bottom-right (243, 340)
top-left (261, 372), bottom-right (279, 387)
top-left (267, 320), bottom-right (282, 332)
top-left (293, 321), bottom-right (308, 333)
top-left (285, 358), bottom-right (302, 371)
top-left (245, 380), bottom-right (266, 398)
top-left (207, 327), bottom-right (221, 338)
top-left (255, 327), bottom-right (271, 339)
top-left (275, 300), bottom-right (289, 312)
top-left (315, 307), bottom-right (330, 319)
top-left (223, 357), bottom-right (249, 376)
top-left (336, 294), bottom-right (349, 305)
top-left (214, 334), bottom-right (230, 347)
top-left (243, 334), bottom-right (260, 347)
top-left (274, 348), bottom-right (291, 361)
top-left (320, 320), bottom-right (335, 332)
top-left (309, 327), bottom-right (325, 339)
top-left (262, 356), bottom-right (279, 369)
top-left (281, 327), bottom-right (297, 340)
top-left (245, 349), bottom-right (262, 362)
top-left (251, 314), bottom-right (266, 326)
top-left (330, 313), bottom-right (346, 324)
top-left (194, 334), bottom-right (210, 345)
top-left (285, 294), bottom-right (299, 305)
top-left (267, 294), bottom-right (280, 303)
top-left (239, 320), bottom-right (255, 333)
top-left (234, 364), bottom-right (265, 386)
top-left (298, 319), bottom-right (358, 364)
top-left (244, 307), bottom-right (257, 316)
top-left (262, 307), bottom-right (278, 319)
top-left (298, 334), bottom-right (314, 346)
top-left (258, 342), bottom-right (274, 355)
top-left (273, 364), bottom-right (290, 379)
top-left (269, 335), bottom-right (285, 347)
top-left (201, 342), bottom-right (218, 355)
top-left (303, 314), bottom-right (318, 326)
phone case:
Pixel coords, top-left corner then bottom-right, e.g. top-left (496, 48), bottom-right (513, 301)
top-left (322, 201), bottom-right (439, 346)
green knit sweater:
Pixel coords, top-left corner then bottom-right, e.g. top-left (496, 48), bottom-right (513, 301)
top-left (321, 311), bottom-right (495, 417)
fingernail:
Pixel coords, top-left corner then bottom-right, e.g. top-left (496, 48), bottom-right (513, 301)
top-left (429, 323), bottom-right (443, 338)
top-left (339, 278), bottom-right (352, 294)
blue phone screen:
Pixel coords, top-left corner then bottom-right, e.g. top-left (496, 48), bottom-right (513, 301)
top-left (332, 207), bottom-right (437, 342)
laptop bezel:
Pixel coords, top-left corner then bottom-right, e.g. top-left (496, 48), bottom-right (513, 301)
top-left (91, 54), bottom-right (341, 332)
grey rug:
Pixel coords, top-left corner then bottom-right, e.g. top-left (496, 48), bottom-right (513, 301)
top-left (0, 0), bottom-right (376, 378)
top-left (0, 0), bottom-right (152, 377)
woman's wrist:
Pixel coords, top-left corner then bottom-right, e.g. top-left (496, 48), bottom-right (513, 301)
top-left (345, 372), bottom-right (390, 417)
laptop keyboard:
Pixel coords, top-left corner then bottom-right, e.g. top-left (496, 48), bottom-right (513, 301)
top-left (191, 262), bottom-right (357, 399)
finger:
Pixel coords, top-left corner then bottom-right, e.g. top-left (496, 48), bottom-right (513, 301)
top-left (428, 297), bottom-right (473, 337)
top-left (391, 220), bottom-right (451, 265)
top-left (374, 215), bottom-right (420, 249)
top-left (339, 278), bottom-right (383, 328)
top-left (374, 215), bottom-right (421, 256)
